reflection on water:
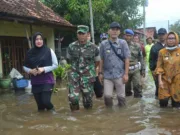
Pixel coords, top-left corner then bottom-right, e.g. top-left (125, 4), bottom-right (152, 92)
top-left (0, 72), bottom-right (180, 135)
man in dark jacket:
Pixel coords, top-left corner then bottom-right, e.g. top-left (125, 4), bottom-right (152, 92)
top-left (149, 28), bottom-right (167, 98)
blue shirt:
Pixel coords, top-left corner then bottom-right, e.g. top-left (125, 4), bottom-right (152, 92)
top-left (100, 39), bottom-right (130, 79)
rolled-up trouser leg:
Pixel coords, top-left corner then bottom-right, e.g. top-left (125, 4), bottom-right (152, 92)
top-left (114, 78), bottom-right (126, 106)
top-left (104, 79), bottom-right (114, 107)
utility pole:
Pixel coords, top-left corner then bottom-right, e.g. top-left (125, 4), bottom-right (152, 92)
top-left (89, 0), bottom-right (95, 44)
top-left (143, 0), bottom-right (146, 45)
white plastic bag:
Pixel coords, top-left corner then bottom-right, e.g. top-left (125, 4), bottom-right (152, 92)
top-left (9, 68), bottom-right (23, 79)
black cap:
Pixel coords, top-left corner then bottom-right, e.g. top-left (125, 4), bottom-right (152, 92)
top-left (158, 28), bottom-right (167, 35)
top-left (110, 22), bottom-right (121, 29)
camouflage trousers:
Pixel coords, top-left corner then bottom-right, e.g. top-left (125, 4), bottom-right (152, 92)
top-left (125, 69), bottom-right (142, 97)
top-left (68, 72), bottom-right (95, 111)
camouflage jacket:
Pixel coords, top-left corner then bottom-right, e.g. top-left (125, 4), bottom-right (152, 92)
top-left (128, 41), bottom-right (145, 73)
top-left (67, 41), bottom-right (100, 82)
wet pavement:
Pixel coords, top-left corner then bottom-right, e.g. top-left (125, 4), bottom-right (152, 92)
top-left (0, 72), bottom-right (180, 135)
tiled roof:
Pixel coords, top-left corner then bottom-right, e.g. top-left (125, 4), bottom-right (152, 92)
top-left (0, 0), bottom-right (73, 27)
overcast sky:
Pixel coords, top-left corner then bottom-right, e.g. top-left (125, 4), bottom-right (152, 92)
top-left (139, 0), bottom-right (180, 31)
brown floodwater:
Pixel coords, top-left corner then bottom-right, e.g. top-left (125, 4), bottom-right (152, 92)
top-left (0, 72), bottom-right (180, 135)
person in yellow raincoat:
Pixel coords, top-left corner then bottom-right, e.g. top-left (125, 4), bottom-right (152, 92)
top-left (155, 32), bottom-right (180, 108)
top-left (145, 37), bottom-right (153, 71)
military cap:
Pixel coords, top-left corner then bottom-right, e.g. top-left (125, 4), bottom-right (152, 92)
top-left (77, 25), bottom-right (89, 33)
top-left (124, 29), bottom-right (134, 35)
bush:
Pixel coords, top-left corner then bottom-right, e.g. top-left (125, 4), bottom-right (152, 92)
top-left (53, 64), bottom-right (71, 80)
top-left (52, 64), bottom-right (71, 93)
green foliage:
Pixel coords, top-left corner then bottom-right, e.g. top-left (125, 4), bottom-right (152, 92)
top-left (53, 64), bottom-right (71, 80)
top-left (42, 0), bottom-right (144, 42)
top-left (52, 64), bottom-right (71, 93)
top-left (170, 20), bottom-right (180, 35)
top-left (170, 20), bottom-right (180, 43)
top-left (0, 53), bottom-right (11, 78)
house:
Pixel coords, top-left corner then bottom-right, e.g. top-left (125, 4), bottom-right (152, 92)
top-left (134, 30), bottom-right (146, 42)
top-left (0, 0), bottom-right (75, 77)
top-left (135, 27), bottom-right (157, 39)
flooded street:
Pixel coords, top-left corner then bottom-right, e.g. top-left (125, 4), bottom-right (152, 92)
top-left (0, 73), bottom-right (180, 135)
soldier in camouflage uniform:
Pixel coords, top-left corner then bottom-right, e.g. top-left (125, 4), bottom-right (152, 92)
top-left (67, 25), bottom-right (100, 111)
top-left (124, 29), bottom-right (145, 98)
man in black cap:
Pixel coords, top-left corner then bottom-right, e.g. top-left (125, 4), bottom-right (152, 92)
top-left (99, 22), bottom-right (130, 107)
top-left (149, 28), bottom-right (167, 99)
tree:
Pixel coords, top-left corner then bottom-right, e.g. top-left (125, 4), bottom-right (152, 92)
top-left (170, 20), bottom-right (180, 35)
top-left (110, 0), bottom-right (143, 29)
top-left (42, 0), bottom-right (111, 25)
top-left (42, 0), bottom-right (143, 42)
